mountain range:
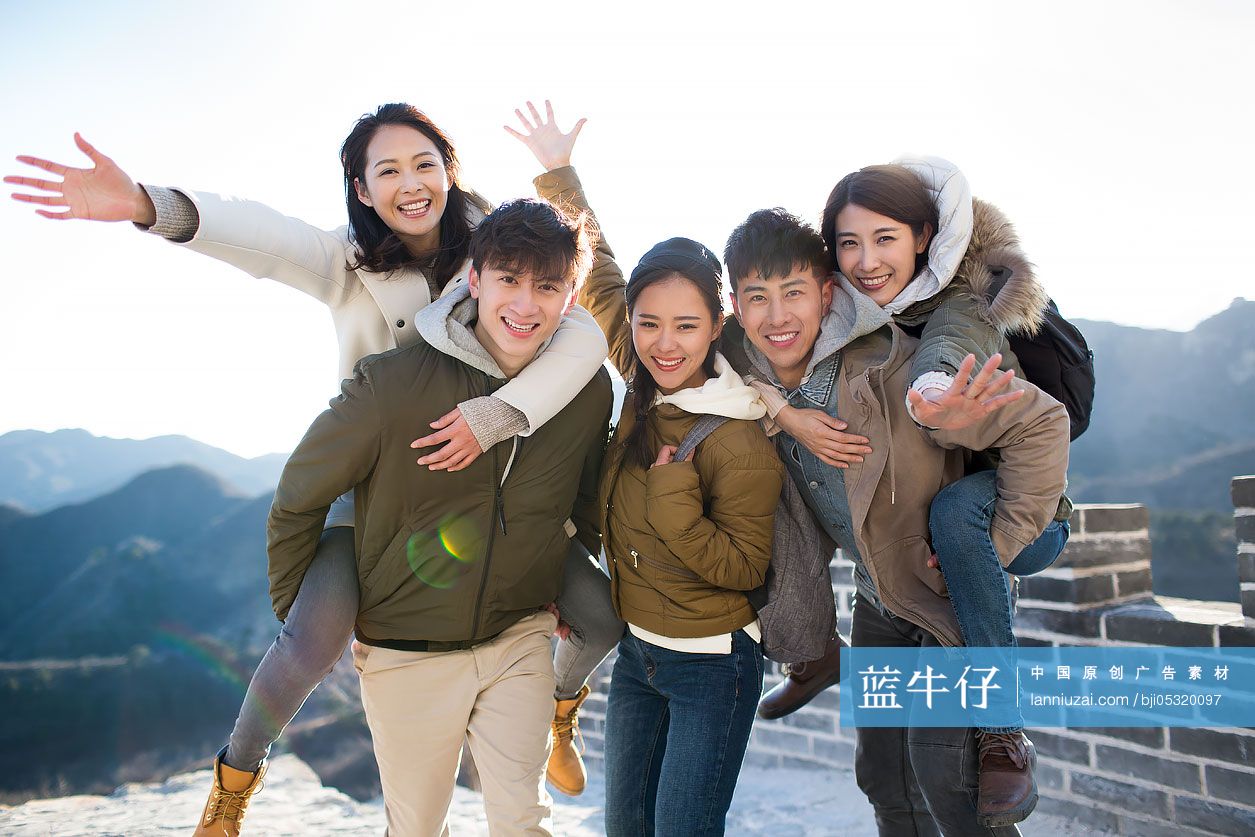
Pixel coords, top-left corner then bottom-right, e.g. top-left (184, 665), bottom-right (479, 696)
top-left (0, 428), bottom-right (286, 513)
top-left (0, 299), bottom-right (1251, 803)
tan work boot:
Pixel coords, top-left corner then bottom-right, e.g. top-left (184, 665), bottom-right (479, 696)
top-left (976, 730), bottom-right (1038, 827)
top-left (547, 684), bottom-right (590, 796)
top-left (192, 747), bottom-right (266, 836)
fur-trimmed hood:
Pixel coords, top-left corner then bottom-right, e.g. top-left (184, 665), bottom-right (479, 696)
top-left (893, 156), bottom-right (1049, 336)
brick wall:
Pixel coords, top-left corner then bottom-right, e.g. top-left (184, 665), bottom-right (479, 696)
top-left (575, 478), bottom-right (1255, 835)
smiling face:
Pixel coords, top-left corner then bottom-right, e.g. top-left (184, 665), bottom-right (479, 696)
top-left (631, 275), bottom-right (722, 394)
top-left (833, 203), bottom-right (931, 307)
top-left (353, 124), bottom-right (450, 256)
top-left (731, 265), bottom-right (832, 390)
top-left (470, 264), bottom-right (576, 378)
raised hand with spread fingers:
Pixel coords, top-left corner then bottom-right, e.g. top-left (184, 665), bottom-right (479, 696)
top-left (6, 133), bottom-right (155, 225)
top-left (504, 99), bottom-right (586, 172)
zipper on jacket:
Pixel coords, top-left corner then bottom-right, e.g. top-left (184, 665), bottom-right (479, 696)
top-left (471, 376), bottom-right (520, 637)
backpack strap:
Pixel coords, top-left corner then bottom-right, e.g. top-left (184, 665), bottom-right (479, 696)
top-left (673, 414), bottom-right (731, 462)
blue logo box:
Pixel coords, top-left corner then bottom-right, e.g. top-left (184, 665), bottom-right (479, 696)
top-left (837, 646), bottom-right (1255, 727)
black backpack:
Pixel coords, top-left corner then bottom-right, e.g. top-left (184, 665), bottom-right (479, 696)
top-left (1006, 300), bottom-right (1095, 441)
top-left (989, 276), bottom-right (1096, 440)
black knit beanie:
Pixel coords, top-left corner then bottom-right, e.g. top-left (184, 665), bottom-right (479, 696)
top-left (628, 237), bottom-right (722, 288)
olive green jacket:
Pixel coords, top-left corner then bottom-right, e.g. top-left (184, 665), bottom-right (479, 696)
top-left (267, 285), bottom-right (612, 645)
top-left (536, 166), bottom-right (783, 637)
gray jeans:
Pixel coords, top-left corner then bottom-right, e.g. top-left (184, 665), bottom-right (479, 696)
top-left (224, 530), bottom-right (623, 772)
top-left (851, 595), bottom-right (1022, 837)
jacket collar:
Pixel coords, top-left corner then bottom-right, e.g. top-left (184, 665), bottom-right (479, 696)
top-left (414, 282), bottom-right (505, 378)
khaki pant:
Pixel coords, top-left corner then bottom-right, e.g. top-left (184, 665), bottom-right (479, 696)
top-left (354, 611), bottom-right (558, 837)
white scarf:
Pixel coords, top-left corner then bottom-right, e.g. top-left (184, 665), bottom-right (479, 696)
top-left (653, 352), bottom-right (766, 420)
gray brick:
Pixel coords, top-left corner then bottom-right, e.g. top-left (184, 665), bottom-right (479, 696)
top-left (1219, 622), bottom-right (1255, 647)
top-left (1103, 608), bottom-right (1217, 646)
top-left (751, 726), bottom-right (812, 751)
top-left (1244, 589), bottom-right (1255, 619)
top-left (1115, 815), bottom-right (1209, 837)
top-left (1094, 744), bottom-right (1202, 791)
top-left (1017, 573), bottom-right (1115, 604)
top-left (1169, 728), bottom-right (1255, 765)
top-left (1205, 763), bottom-right (1255, 805)
top-left (1079, 505), bottom-right (1149, 533)
top-left (1069, 772), bottom-right (1170, 819)
top-left (1031, 730), bottom-right (1091, 765)
top-left (782, 755), bottom-right (828, 771)
top-left (1088, 726), bottom-right (1165, 748)
top-left (742, 750), bottom-right (782, 769)
top-left (1013, 634), bottom-right (1056, 647)
top-left (1237, 515), bottom-right (1255, 543)
top-left (1174, 796), bottom-right (1255, 834)
top-left (1232, 476), bottom-right (1255, 509)
top-left (1238, 552), bottom-right (1255, 583)
top-left (1114, 568), bottom-right (1153, 597)
top-left (1055, 538), bottom-right (1150, 570)
top-left (1014, 605), bottom-right (1103, 638)
top-left (781, 710), bottom-right (836, 734)
top-left (1033, 796), bottom-right (1120, 832)
top-left (1035, 761), bottom-right (1065, 791)
top-left (813, 737), bottom-right (855, 765)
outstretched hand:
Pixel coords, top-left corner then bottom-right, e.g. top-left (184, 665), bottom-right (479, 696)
top-left (907, 353), bottom-right (1024, 431)
top-left (411, 407), bottom-right (485, 472)
top-left (6, 133), bottom-right (154, 224)
top-left (504, 100), bottom-right (586, 172)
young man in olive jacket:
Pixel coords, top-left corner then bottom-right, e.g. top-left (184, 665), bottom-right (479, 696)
top-left (266, 199), bottom-right (612, 836)
top-left (720, 209), bottom-right (1070, 837)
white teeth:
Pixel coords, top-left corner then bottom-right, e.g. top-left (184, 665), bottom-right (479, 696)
top-left (653, 358), bottom-right (684, 370)
top-left (503, 316), bottom-right (538, 332)
top-left (860, 274), bottom-right (890, 288)
top-left (767, 332), bottom-right (799, 344)
top-left (398, 200), bottom-right (430, 213)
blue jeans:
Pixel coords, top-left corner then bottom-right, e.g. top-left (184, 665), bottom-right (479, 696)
top-left (603, 629), bottom-right (764, 837)
top-left (224, 531), bottom-right (622, 772)
top-left (928, 471), bottom-right (1069, 732)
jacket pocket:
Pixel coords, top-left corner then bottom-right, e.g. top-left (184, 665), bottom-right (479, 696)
top-left (360, 511), bottom-right (486, 613)
top-left (870, 535), bottom-right (949, 600)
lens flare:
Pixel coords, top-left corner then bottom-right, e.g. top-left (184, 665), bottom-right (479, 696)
top-left (405, 515), bottom-right (483, 589)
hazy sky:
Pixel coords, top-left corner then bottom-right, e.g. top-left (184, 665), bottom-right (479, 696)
top-left (2, 0), bottom-right (1251, 458)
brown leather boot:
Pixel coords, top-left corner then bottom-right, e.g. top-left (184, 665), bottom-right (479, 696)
top-left (976, 730), bottom-right (1038, 827)
top-left (756, 633), bottom-right (846, 720)
top-left (547, 684), bottom-right (590, 796)
top-left (192, 747), bottom-right (265, 836)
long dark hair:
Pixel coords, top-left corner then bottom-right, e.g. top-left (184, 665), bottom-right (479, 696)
top-left (821, 164), bottom-right (938, 277)
top-left (624, 238), bottom-right (724, 469)
top-left (341, 103), bottom-right (486, 288)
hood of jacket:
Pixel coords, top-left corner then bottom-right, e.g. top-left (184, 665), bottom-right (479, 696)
top-left (889, 156), bottom-right (1049, 336)
top-left (414, 281), bottom-right (505, 378)
top-left (741, 275), bottom-right (893, 387)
